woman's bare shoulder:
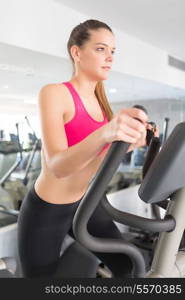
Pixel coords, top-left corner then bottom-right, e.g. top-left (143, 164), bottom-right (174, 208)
top-left (38, 82), bottom-right (72, 111)
top-left (39, 82), bottom-right (69, 98)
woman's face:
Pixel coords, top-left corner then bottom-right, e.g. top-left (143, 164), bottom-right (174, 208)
top-left (73, 28), bottom-right (116, 81)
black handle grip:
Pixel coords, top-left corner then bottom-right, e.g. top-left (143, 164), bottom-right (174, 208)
top-left (142, 137), bottom-right (161, 178)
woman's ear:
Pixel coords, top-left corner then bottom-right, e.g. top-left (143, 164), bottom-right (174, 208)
top-left (70, 45), bottom-right (81, 63)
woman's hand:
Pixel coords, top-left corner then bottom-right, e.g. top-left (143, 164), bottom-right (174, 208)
top-left (102, 107), bottom-right (148, 147)
top-left (128, 129), bottom-right (147, 152)
top-left (102, 107), bottom-right (160, 152)
top-left (128, 122), bottom-right (160, 152)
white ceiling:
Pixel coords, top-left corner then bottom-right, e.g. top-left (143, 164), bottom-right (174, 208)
top-left (57, 0), bottom-right (185, 61)
top-left (1, 0), bottom-right (185, 115)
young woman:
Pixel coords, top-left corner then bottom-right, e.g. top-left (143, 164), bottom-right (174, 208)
top-left (18, 19), bottom-right (150, 278)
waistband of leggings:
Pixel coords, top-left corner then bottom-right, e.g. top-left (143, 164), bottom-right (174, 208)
top-left (30, 182), bottom-right (82, 207)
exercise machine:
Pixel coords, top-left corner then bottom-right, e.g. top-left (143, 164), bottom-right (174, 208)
top-left (73, 122), bottom-right (185, 278)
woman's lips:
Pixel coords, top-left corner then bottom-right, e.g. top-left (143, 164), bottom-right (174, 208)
top-left (102, 66), bottom-right (111, 70)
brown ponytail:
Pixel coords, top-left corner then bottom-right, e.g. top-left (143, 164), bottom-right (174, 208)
top-left (95, 81), bottom-right (113, 121)
top-left (67, 19), bottom-right (114, 121)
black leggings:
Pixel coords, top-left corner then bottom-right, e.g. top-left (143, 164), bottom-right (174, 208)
top-left (18, 184), bottom-right (132, 278)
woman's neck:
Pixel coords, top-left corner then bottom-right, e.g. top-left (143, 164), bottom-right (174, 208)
top-left (70, 75), bottom-right (98, 98)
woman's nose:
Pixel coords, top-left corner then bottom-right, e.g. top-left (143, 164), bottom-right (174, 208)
top-left (106, 50), bottom-right (113, 62)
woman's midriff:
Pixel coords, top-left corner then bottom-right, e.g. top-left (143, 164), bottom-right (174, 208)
top-left (34, 148), bottom-right (108, 204)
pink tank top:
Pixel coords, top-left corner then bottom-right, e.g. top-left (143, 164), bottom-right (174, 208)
top-left (63, 82), bottom-right (110, 155)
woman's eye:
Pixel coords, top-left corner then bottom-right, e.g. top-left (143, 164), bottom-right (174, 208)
top-left (96, 48), bottom-right (115, 55)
